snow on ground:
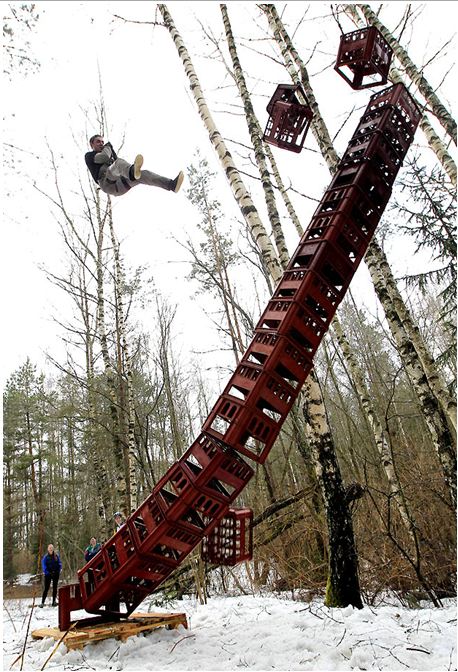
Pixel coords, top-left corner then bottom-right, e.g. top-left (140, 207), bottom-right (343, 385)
top-left (3, 593), bottom-right (456, 671)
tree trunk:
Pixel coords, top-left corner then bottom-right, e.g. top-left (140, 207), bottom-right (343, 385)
top-left (108, 207), bottom-right (138, 511)
top-left (80, 256), bottom-right (111, 538)
top-left (265, 2), bottom-right (457, 506)
top-left (302, 373), bottom-right (363, 609)
top-left (221, 4), bottom-right (290, 270)
top-left (260, 4), bottom-right (340, 174)
top-left (94, 192), bottom-right (127, 510)
top-left (158, 3), bottom-right (283, 284)
top-left (370, 238), bottom-right (456, 435)
top-left (331, 316), bottom-right (420, 547)
top-left (365, 242), bottom-right (457, 509)
top-left (263, 141), bottom-right (304, 237)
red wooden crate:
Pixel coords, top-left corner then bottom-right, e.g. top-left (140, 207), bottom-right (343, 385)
top-left (354, 106), bottom-right (415, 158)
top-left (266, 83), bottom-right (304, 115)
top-left (255, 297), bottom-right (330, 357)
top-left (154, 462), bottom-right (230, 526)
top-left (58, 583), bottom-right (84, 631)
top-left (313, 184), bottom-right (383, 231)
top-left (305, 209), bottom-right (373, 245)
top-left (77, 547), bottom-right (113, 603)
top-left (201, 508), bottom-right (253, 566)
top-left (264, 101), bottom-right (313, 153)
top-left (202, 393), bottom-right (282, 463)
top-left (288, 240), bottom-right (355, 294)
top-left (301, 218), bottom-right (372, 270)
top-left (339, 129), bottom-right (402, 174)
top-left (335, 26), bottom-right (393, 90)
top-left (128, 493), bottom-right (168, 554)
top-left (367, 82), bottom-right (421, 128)
top-left (244, 331), bottom-right (314, 390)
top-left (224, 362), bottom-right (298, 419)
top-left (181, 433), bottom-right (254, 499)
top-left (329, 161), bottom-right (393, 205)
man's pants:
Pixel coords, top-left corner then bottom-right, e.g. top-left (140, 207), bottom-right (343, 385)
top-left (99, 158), bottom-right (173, 196)
top-left (42, 573), bottom-right (59, 605)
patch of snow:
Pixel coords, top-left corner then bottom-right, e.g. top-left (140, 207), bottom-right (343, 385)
top-left (2, 593), bottom-right (456, 671)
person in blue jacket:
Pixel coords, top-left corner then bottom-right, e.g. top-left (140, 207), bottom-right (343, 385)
top-left (84, 537), bottom-right (101, 562)
top-left (39, 543), bottom-right (62, 608)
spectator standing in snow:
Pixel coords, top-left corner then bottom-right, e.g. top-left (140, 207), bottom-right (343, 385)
top-left (39, 544), bottom-right (62, 607)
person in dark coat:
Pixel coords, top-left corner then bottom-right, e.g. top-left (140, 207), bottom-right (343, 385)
top-left (114, 512), bottom-right (125, 531)
top-left (39, 543), bottom-right (62, 607)
top-left (84, 135), bottom-right (184, 197)
top-left (84, 537), bottom-right (102, 562)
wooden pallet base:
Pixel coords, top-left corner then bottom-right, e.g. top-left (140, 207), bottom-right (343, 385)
top-left (32, 611), bottom-right (188, 650)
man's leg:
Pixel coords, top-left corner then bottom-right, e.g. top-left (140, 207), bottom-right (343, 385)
top-left (100, 159), bottom-right (133, 196)
top-left (41, 575), bottom-right (51, 606)
top-left (107, 159), bottom-right (180, 191)
top-left (52, 575), bottom-right (59, 605)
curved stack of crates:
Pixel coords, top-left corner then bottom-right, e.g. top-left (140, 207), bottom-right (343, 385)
top-left (59, 82), bottom-right (420, 631)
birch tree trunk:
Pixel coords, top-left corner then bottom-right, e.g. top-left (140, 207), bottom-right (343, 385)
top-left (263, 141), bottom-right (304, 237)
top-left (94, 192), bottom-right (127, 510)
top-left (155, 297), bottom-right (184, 462)
top-left (302, 372), bottom-right (363, 609)
top-left (331, 318), bottom-right (418, 542)
top-left (351, 3), bottom-right (456, 144)
top-left (221, 4), bottom-right (289, 270)
top-left (365, 243), bottom-right (457, 509)
top-left (342, 4), bottom-right (457, 186)
top-left (368, 238), bottom-right (457, 435)
top-left (158, 3), bottom-right (282, 284)
top-left (108, 207), bottom-right (138, 512)
top-left (222, 5), bottom-right (362, 607)
top-left (260, 4), bottom-right (340, 174)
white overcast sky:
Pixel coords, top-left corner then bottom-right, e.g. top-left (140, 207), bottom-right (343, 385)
top-left (2, 1), bottom-right (456, 387)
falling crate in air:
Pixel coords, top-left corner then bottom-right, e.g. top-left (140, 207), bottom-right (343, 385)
top-left (201, 508), bottom-right (253, 566)
top-left (263, 84), bottom-right (313, 153)
top-left (335, 26), bottom-right (393, 90)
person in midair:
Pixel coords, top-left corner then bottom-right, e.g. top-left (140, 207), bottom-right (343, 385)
top-left (39, 543), bottom-right (62, 608)
top-left (85, 135), bottom-right (184, 197)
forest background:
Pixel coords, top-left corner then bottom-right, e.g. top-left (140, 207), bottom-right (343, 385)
top-left (2, 1), bottom-right (456, 609)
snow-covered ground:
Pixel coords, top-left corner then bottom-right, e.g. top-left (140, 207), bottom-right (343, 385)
top-left (2, 591), bottom-right (456, 671)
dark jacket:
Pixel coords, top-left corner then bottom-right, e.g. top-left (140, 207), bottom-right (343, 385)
top-left (85, 142), bottom-right (117, 184)
top-left (84, 543), bottom-right (102, 562)
top-left (42, 552), bottom-right (62, 576)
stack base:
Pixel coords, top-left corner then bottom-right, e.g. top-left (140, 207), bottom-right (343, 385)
top-left (32, 611), bottom-right (188, 650)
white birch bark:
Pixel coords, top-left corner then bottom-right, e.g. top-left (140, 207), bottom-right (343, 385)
top-left (332, 317), bottom-right (420, 548)
top-left (260, 4), bottom-right (340, 174)
top-left (263, 141), bottom-right (304, 237)
top-left (108, 207), bottom-right (138, 511)
top-left (221, 4), bottom-right (290, 270)
top-left (369, 238), bottom-right (457, 435)
top-left (80, 260), bottom-right (110, 538)
top-left (365, 242), bottom-right (457, 509)
top-left (265, 3), bottom-right (456, 499)
top-left (158, 4), bottom-right (282, 284)
top-left (94, 192), bottom-right (127, 508)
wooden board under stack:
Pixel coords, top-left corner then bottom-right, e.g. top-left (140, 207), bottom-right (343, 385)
top-left (32, 611), bottom-right (188, 651)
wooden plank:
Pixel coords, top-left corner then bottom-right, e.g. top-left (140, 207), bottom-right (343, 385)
top-left (31, 612), bottom-right (188, 650)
